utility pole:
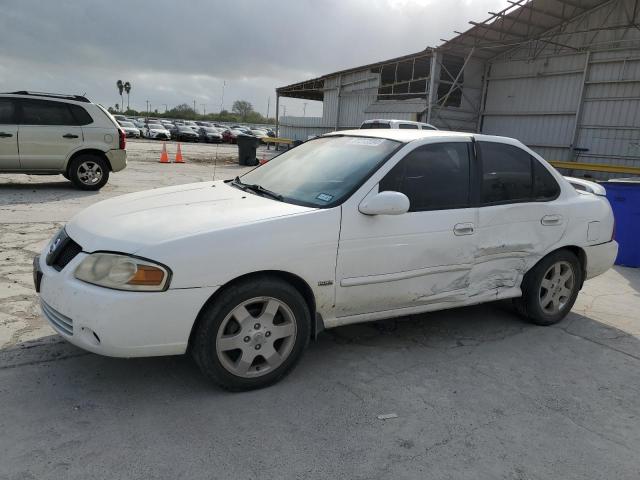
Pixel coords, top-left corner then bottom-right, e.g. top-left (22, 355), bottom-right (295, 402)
top-left (303, 102), bottom-right (308, 117)
top-left (201, 104), bottom-right (207, 116)
top-left (193, 100), bottom-right (196, 113)
top-left (266, 97), bottom-right (270, 119)
top-left (146, 100), bottom-right (150, 119)
top-left (283, 105), bottom-right (287, 117)
top-left (220, 81), bottom-right (226, 112)
top-left (161, 104), bottom-right (167, 113)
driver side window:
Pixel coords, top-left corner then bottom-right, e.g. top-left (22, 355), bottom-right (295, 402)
top-left (379, 142), bottom-right (471, 212)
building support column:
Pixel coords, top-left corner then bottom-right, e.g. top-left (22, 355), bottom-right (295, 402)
top-left (275, 94), bottom-right (280, 138)
top-left (426, 50), bottom-right (438, 124)
top-left (334, 74), bottom-right (343, 131)
top-left (477, 61), bottom-right (490, 133)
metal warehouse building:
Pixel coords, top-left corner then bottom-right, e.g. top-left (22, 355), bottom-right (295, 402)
top-left (276, 0), bottom-right (640, 178)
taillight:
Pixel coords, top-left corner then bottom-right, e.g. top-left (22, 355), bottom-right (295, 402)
top-left (118, 129), bottom-right (126, 150)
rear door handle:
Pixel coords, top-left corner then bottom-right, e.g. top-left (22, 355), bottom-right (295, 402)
top-left (541, 214), bottom-right (562, 226)
top-left (0, 132), bottom-right (13, 138)
top-left (62, 133), bottom-right (79, 139)
top-left (454, 222), bottom-right (475, 236)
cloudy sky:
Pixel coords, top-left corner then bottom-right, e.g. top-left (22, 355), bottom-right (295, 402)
top-left (0, 0), bottom-right (509, 118)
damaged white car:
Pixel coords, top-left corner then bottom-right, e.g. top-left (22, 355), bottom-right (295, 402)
top-left (34, 130), bottom-right (618, 391)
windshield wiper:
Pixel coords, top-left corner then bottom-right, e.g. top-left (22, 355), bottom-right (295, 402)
top-left (231, 176), bottom-right (283, 201)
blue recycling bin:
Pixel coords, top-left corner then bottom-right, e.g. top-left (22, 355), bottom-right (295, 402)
top-left (601, 179), bottom-right (640, 267)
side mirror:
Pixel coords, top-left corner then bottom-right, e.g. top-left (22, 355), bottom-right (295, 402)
top-left (359, 191), bottom-right (410, 216)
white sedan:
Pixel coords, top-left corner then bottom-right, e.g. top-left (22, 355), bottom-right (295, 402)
top-left (35, 130), bottom-right (618, 391)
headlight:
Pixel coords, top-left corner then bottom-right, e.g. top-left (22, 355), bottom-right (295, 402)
top-left (75, 253), bottom-right (170, 291)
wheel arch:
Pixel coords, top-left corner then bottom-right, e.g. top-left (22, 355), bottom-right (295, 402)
top-left (527, 245), bottom-right (587, 290)
top-left (187, 270), bottom-right (318, 350)
top-left (65, 149), bottom-right (111, 173)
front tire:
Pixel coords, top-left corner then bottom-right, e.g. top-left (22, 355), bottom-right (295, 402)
top-left (515, 250), bottom-right (582, 326)
top-left (192, 276), bottom-right (310, 391)
top-left (68, 154), bottom-right (109, 191)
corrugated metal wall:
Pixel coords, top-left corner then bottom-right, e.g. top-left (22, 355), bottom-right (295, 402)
top-left (481, 0), bottom-right (640, 178)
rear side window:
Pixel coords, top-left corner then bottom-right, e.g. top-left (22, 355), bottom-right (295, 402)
top-left (479, 142), bottom-right (532, 204)
top-left (380, 142), bottom-right (471, 211)
top-left (361, 122), bottom-right (390, 129)
top-left (0, 99), bottom-right (15, 124)
top-left (533, 160), bottom-right (560, 200)
top-left (69, 105), bottom-right (93, 125)
top-left (20, 99), bottom-right (76, 126)
top-left (399, 123), bottom-right (419, 129)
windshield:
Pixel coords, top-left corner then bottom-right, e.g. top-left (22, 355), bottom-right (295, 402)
top-left (119, 121), bottom-right (134, 127)
top-left (178, 126), bottom-right (194, 132)
top-left (237, 135), bottom-right (400, 208)
top-left (148, 124), bottom-right (163, 129)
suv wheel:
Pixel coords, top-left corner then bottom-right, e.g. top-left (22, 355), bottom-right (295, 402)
top-left (68, 154), bottom-right (110, 191)
top-left (192, 276), bottom-right (310, 391)
top-left (515, 249), bottom-right (582, 326)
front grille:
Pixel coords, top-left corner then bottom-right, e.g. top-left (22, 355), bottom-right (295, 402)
top-left (41, 300), bottom-right (73, 336)
top-left (52, 239), bottom-right (82, 271)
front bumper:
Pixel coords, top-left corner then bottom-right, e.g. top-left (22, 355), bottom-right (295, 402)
top-left (584, 240), bottom-right (618, 279)
top-left (35, 252), bottom-right (218, 358)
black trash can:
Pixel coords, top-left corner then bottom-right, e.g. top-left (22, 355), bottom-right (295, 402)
top-left (237, 134), bottom-right (260, 166)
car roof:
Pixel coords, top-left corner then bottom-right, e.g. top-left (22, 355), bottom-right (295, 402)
top-left (322, 129), bottom-right (525, 147)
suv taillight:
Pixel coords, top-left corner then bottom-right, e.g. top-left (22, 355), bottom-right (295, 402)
top-left (118, 129), bottom-right (126, 150)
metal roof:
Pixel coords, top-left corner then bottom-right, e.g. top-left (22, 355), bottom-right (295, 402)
top-left (277, 0), bottom-right (611, 100)
top-left (439, 0), bottom-right (610, 59)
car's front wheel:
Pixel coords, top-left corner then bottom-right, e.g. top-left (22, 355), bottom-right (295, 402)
top-left (192, 276), bottom-right (310, 391)
top-left (67, 154), bottom-right (110, 191)
top-left (515, 249), bottom-right (582, 326)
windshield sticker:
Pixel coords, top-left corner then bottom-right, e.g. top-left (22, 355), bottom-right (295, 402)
top-left (347, 138), bottom-right (385, 146)
top-left (316, 193), bottom-right (334, 202)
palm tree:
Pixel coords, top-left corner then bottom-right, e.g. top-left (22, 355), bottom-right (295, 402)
top-left (116, 80), bottom-right (124, 113)
top-left (124, 82), bottom-right (131, 112)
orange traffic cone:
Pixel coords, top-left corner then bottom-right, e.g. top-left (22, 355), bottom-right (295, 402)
top-left (175, 143), bottom-right (185, 163)
top-left (159, 142), bottom-right (169, 163)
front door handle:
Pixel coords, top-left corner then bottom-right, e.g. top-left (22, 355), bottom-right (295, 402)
top-left (541, 214), bottom-right (562, 226)
top-left (62, 133), bottom-right (79, 139)
top-left (454, 222), bottom-right (475, 236)
top-left (0, 132), bottom-right (13, 138)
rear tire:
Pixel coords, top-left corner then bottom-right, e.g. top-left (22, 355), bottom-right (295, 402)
top-left (192, 276), bottom-right (310, 391)
top-left (68, 154), bottom-right (109, 191)
top-left (515, 249), bottom-right (582, 326)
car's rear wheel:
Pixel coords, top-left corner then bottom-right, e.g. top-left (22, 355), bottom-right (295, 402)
top-left (515, 250), bottom-right (582, 326)
top-left (192, 276), bottom-right (310, 391)
top-left (68, 154), bottom-right (109, 191)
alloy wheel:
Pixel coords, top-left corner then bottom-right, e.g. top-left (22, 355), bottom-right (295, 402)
top-left (77, 161), bottom-right (103, 186)
top-left (539, 261), bottom-right (575, 315)
top-left (216, 296), bottom-right (297, 378)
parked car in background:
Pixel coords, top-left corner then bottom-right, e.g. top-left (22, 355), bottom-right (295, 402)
top-left (175, 125), bottom-right (199, 142)
top-left (0, 91), bottom-right (126, 190)
top-left (113, 114), bottom-right (127, 122)
top-left (34, 129), bottom-right (618, 391)
top-left (144, 123), bottom-right (171, 140)
top-left (198, 127), bottom-right (223, 143)
top-left (117, 120), bottom-right (140, 138)
top-left (222, 128), bottom-right (244, 144)
top-left (360, 119), bottom-right (438, 130)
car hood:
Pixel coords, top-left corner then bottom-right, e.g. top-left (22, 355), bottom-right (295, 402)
top-left (66, 181), bottom-right (315, 253)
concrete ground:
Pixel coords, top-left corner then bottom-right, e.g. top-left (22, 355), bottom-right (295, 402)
top-left (1, 140), bottom-right (639, 479)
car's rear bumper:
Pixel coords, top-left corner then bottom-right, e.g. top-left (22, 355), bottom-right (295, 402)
top-left (36, 253), bottom-right (218, 358)
top-left (106, 149), bottom-right (127, 172)
top-left (584, 240), bottom-right (618, 279)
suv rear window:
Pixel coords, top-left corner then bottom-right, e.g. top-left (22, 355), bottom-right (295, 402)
top-left (361, 122), bottom-right (390, 129)
top-left (398, 123), bottom-right (419, 129)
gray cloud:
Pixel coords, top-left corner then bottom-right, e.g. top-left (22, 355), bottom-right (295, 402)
top-left (0, 0), bottom-right (508, 116)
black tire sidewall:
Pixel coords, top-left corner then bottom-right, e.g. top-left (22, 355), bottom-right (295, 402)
top-left (68, 155), bottom-right (110, 191)
top-left (522, 250), bottom-right (583, 326)
top-left (193, 277), bottom-right (311, 391)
